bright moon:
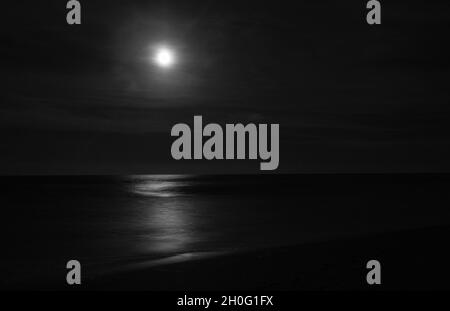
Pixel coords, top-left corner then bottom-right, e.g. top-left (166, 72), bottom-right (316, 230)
top-left (153, 47), bottom-right (176, 68)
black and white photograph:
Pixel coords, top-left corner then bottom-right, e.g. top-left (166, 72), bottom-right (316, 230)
top-left (1, 0), bottom-right (450, 302)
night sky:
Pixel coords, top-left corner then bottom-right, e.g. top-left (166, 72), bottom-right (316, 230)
top-left (1, 0), bottom-right (449, 174)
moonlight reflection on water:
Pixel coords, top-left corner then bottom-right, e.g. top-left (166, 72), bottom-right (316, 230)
top-left (127, 175), bottom-right (201, 253)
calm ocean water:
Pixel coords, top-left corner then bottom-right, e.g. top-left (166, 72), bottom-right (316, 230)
top-left (1, 174), bottom-right (450, 285)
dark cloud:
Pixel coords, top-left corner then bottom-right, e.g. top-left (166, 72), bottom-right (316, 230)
top-left (1, 0), bottom-right (449, 173)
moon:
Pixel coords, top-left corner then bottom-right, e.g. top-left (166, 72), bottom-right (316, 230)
top-left (153, 46), bottom-right (176, 68)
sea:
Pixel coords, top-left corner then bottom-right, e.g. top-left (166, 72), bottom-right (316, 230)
top-left (1, 174), bottom-right (449, 287)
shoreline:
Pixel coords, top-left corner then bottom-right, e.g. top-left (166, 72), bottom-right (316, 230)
top-left (80, 224), bottom-right (450, 290)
